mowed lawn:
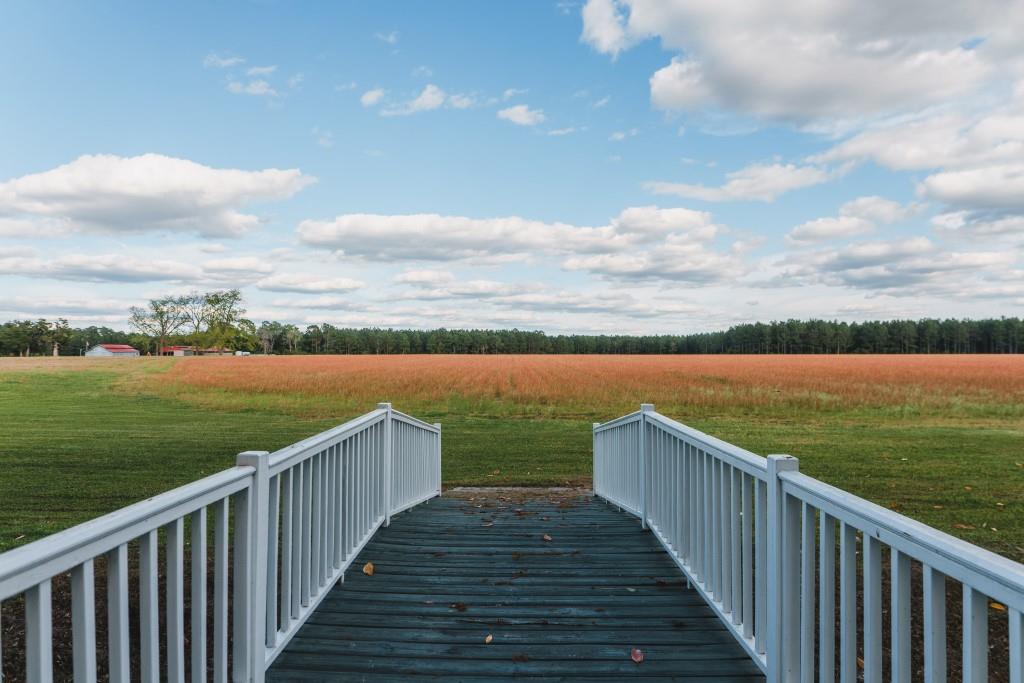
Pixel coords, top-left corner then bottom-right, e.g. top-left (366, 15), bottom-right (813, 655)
top-left (1, 355), bottom-right (1022, 563)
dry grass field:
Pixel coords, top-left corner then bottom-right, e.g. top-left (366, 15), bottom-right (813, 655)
top-left (1, 354), bottom-right (1022, 562)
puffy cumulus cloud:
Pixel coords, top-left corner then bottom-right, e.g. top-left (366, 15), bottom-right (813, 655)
top-left (0, 295), bottom-right (130, 316)
top-left (786, 196), bottom-right (919, 245)
top-left (646, 163), bottom-right (831, 202)
top-left (257, 273), bottom-right (365, 293)
top-left (0, 154), bottom-right (314, 238)
top-left (298, 213), bottom-right (624, 261)
top-left (0, 252), bottom-right (204, 283)
top-left (562, 233), bottom-right (747, 283)
top-left (787, 216), bottom-right (875, 246)
top-left (497, 104), bottom-right (546, 126)
top-left (360, 88), bottom-right (385, 107)
top-left (201, 257), bottom-right (274, 281)
top-left (780, 237), bottom-right (1017, 294)
top-left (381, 84), bottom-right (447, 116)
top-left (932, 211), bottom-right (1024, 240)
top-left (581, 0), bottom-right (1018, 123)
top-left (917, 163), bottom-right (1024, 212)
top-left (609, 205), bottom-right (717, 240)
top-left (297, 206), bottom-right (721, 263)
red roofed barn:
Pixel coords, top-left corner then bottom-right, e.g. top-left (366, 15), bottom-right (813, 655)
top-left (85, 343), bottom-right (140, 357)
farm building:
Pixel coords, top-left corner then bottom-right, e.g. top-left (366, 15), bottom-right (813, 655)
top-left (161, 345), bottom-right (195, 356)
top-left (84, 343), bottom-right (140, 357)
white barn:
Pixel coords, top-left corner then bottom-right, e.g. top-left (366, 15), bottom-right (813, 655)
top-left (85, 343), bottom-right (140, 357)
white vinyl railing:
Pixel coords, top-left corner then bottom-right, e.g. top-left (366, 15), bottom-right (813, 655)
top-left (0, 403), bottom-right (441, 683)
top-left (594, 404), bottom-right (1024, 683)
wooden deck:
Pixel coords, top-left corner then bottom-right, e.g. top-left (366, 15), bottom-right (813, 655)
top-left (267, 492), bottom-right (764, 682)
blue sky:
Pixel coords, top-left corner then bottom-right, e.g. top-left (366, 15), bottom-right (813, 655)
top-left (1, 1), bottom-right (1022, 333)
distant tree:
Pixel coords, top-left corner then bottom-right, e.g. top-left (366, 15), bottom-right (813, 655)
top-left (129, 297), bottom-right (188, 356)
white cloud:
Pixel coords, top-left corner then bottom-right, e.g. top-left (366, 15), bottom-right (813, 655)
top-left (257, 273), bottom-right (364, 293)
top-left (580, 0), bottom-right (636, 57)
top-left (311, 126), bottom-right (334, 148)
top-left (548, 127), bottom-right (579, 136)
top-left (382, 84), bottom-right (447, 116)
top-left (298, 206), bottom-right (728, 279)
top-left (447, 93), bottom-right (477, 109)
top-left (609, 128), bottom-right (638, 141)
top-left (646, 163), bottom-right (831, 202)
top-left (374, 31), bottom-right (399, 45)
top-left (0, 252), bottom-right (204, 283)
top-left (247, 65), bottom-right (277, 76)
top-left (287, 73), bottom-right (304, 89)
top-left (412, 66), bottom-right (433, 78)
top-left (786, 196), bottom-right (919, 245)
top-left (0, 153), bottom-right (315, 238)
top-left (581, 0), bottom-right (1018, 123)
top-left (918, 163), bottom-right (1024, 212)
top-left (787, 216), bottom-right (875, 246)
top-left (203, 53), bottom-right (244, 68)
top-left (227, 80), bottom-right (278, 97)
top-left (592, 96), bottom-right (611, 108)
top-left (503, 88), bottom-right (528, 100)
top-left (497, 104), bottom-right (546, 126)
top-left (335, 81), bottom-right (358, 91)
top-left (360, 88), bottom-right (386, 107)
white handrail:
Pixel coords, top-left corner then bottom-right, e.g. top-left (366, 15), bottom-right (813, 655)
top-left (594, 404), bottom-right (1024, 683)
top-left (0, 404), bottom-right (442, 683)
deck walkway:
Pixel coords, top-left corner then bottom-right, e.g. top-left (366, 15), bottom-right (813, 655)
top-left (267, 492), bottom-right (764, 682)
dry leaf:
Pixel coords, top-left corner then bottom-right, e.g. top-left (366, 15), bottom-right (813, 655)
top-left (953, 523), bottom-right (975, 530)
top-left (630, 648), bottom-right (644, 664)
top-left (964, 485), bottom-right (973, 491)
top-left (991, 601), bottom-right (1007, 611)
top-left (542, 534), bottom-right (553, 542)
top-left (932, 505), bottom-right (944, 510)
top-left (626, 587), bottom-right (637, 592)
top-left (485, 634), bottom-right (493, 644)
top-left (362, 561), bottom-right (375, 576)
top-left (450, 602), bottom-right (468, 612)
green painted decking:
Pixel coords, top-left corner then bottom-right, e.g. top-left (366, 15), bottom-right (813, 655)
top-left (266, 492), bottom-right (764, 682)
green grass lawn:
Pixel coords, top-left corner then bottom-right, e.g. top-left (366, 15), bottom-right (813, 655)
top-left (1, 359), bottom-right (1022, 563)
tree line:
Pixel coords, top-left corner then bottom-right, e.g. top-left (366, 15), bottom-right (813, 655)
top-left (2, 298), bottom-right (1021, 356)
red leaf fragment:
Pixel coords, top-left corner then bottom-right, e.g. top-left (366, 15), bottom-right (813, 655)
top-left (631, 648), bottom-right (644, 664)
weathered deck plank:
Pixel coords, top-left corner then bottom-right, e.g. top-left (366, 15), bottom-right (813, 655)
top-left (267, 494), bottom-right (764, 682)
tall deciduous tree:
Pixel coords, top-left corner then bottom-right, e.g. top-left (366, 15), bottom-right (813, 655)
top-left (129, 297), bottom-right (188, 356)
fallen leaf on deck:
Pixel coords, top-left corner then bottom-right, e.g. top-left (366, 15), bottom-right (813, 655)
top-left (991, 601), bottom-right (1007, 611)
top-left (362, 562), bottom-right (375, 576)
top-left (626, 587), bottom-right (636, 592)
top-left (483, 522), bottom-right (494, 527)
top-left (542, 534), bottom-right (553, 542)
top-left (953, 523), bottom-right (975, 530)
top-left (450, 602), bottom-right (468, 612)
top-left (630, 648), bottom-right (644, 664)
top-left (485, 634), bottom-right (493, 644)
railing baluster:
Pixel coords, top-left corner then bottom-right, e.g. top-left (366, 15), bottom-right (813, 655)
top-left (891, 549), bottom-right (911, 683)
top-left (266, 474), bottom-right (280, 647)
top-left (25, 579), bottom-right (53, 683)
top-left (741, 472), bottom-right (754, 640)
top-left (71, 559), bottom-right (97, 683)
top-left (139, 529), bottom-right (159, 683)
top-left (301, 458), bottom-right (312, 606)
top-left (755, 478), bottom-right (767, 655)
top-left (963, 585), bottom-right (988, 683)
top-left (839, 523), bottom-right (857, 683)
top-left (721, 461), bottom-right (732, 611)
top-left (106, 544), bottom-right (130, 682)
top-left (213, 498), bottom-right (229, 683)
top-left (191, 507), bottom-right (208, 683)
top-left (863, 535), bottom-right (882, 683)
top-left (310, 453), bottom-right (321, 592)
top-left (731, 466), bottom-right (742, 626)
top-left (800, 504), bottom-right (815, 683)
top-left (279, 468), bottom-right (292, 631)
top-left (291, 465), bottom-right (303, 617)
top-left (334, 445), bottom-right (343, 568)
top-left (923, 566), bottom-right (946, 683)
top-left (232, 485), bottom-right (252, 683)
top-left (167, 518), bottom-right (185, 683)
top-left (1010, 607), bottom-right (1022, 683)
top-left (819, 513), bottom-right (836, 683)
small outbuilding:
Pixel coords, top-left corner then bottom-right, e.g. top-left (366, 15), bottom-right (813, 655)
top-left (161, 345), bottom-right (195, 357)
top-left (85, 344), bottom-right (140, 357)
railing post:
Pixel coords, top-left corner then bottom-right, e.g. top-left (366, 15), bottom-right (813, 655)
top-left (767, 453), bottom-right (800, 683)
top-left (639, 404), bottom-right (654, 529)
top-left (434, 423), bottom-right (442, 497)
top-left (236, 450), bottom-right (270, 683)
top-left (378, 403), bottom-right (393, 525)
top-left (592, 422), bottom-right (600, 497)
